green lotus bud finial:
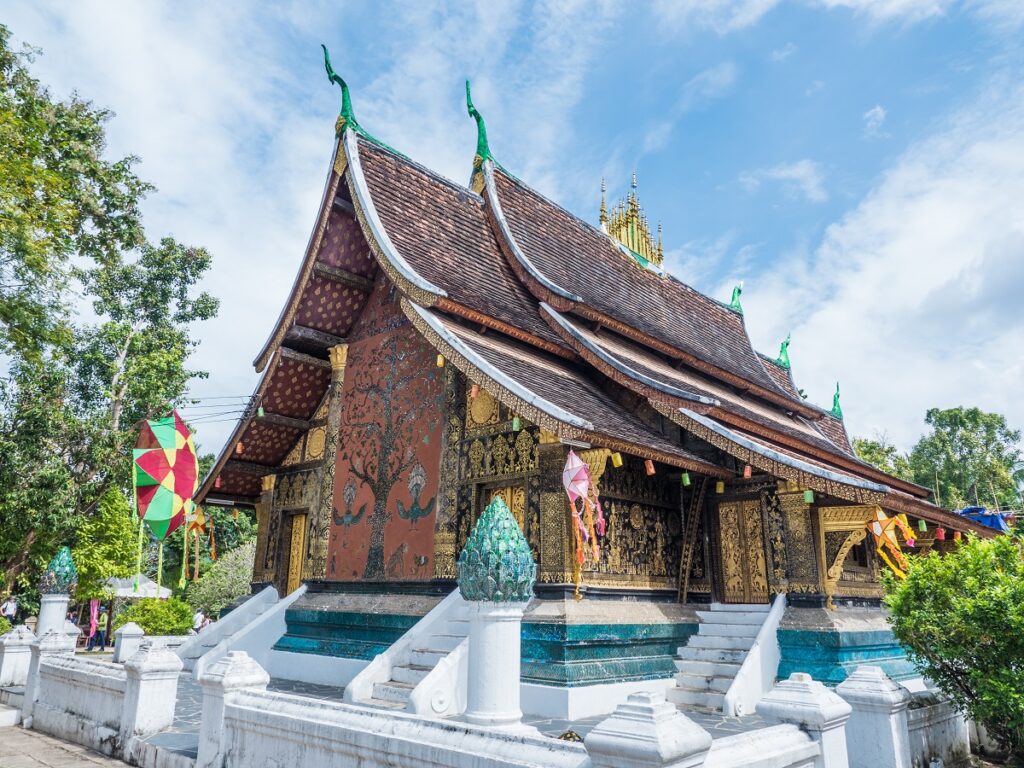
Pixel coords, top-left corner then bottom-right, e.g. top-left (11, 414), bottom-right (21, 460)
top-left (322, 44), bottom-right (359, 135)
top-left (39, 546), bottom-right (78, 595)
top-left (832, 381), bottom-right (843, 419)
top-left (465, 80), bottom-right (492, 168)
top-left (457, 497), bottom-right (536, 602)
top-left (776, 333), bottom-right (791, 370)
top-left (729, 282), bottom-right (744, 314)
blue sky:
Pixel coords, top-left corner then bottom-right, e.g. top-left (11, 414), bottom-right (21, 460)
top-left (5, 0), bottom-right (1023, 454)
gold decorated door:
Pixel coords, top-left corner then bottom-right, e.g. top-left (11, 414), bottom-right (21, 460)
top-left (285, 513), bottom-right (308, 595)
top-left (716, 500), bottom-right (769, 604)
top-left (487, 485), bottom-right (526, 530)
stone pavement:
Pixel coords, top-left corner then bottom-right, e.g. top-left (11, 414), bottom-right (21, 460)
top-left (0, 727), bottom-right (122, 767)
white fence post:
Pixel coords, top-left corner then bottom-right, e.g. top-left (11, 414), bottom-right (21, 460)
top-left (836, 665), bottom-right (912, 768)
top-left (757, 672), bottom-right (851, 768)
top-left (120, 641), bottom-right (184, 743)
top-left (196, 651), bottom-right (270, 768)
top-left (0, 625), bottom-right (35, 687)
top-left (113, 622), bottom-right (145, 664)
top-left (585, 690), bottom-right (712, 768)
top-left (37, 594), bottom-right (70, 639)
top-left (22, 629), bottom-right (75, 727)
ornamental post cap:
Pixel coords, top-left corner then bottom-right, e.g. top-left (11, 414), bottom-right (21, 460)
top-left (457, 496), bottom-right (536, 602)
top-left (39, 546), bottom-right (78, 595)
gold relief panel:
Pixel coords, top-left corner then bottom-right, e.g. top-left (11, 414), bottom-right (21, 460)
top-left (488, 485), bottom-right (526, 530)
top-left (539, 491), bottom-right (570, 583)
top-left (282, 436), bottom-right (305, 466)
top-left (433, 531), bottom-right (457, 580)
top-left (305, 427), bottom-right (327, 460)
top-left (716, 499), bottom-right (769, 604)
top-left (466, 387), bottom-right (499, 429)
top-left (816, 504), bottom-right (878, 609)
top-left (779, 492), bottom-right (820, 592)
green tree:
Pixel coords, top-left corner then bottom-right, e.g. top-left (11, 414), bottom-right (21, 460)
top-left (853, 435), bottom-right (912, 481)
top-left (185, 539), bottom-right (256, 616)
top-left (113, 597), bottom-right (192, 636)
top-left (73, 487), bottom-right (136, 600)
top-left (909, 407), bottom-right (1022, 510)
top-left (885, 534), bottom-right (1024, 763)
top-left (0, 24), bottom-right (148, 358)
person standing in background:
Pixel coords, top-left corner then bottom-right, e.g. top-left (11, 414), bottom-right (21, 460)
top-left (87, 606), bottom-right (109, 651)
top-left (1, 595), bottom-right (16, 623)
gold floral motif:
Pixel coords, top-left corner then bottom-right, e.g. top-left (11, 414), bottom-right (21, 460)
top-left (488, 485), bottom-right (526, 530)
top-left (717, 499), bottom-right (769, 603)
top-left (467, 387), bottom-right (499, 428)
top-left (306, 427), bottom-right (327, 460)
top-left (286, 513), bottom-right (307, 594)
top-left (282, 437), bottom-right (304, 466)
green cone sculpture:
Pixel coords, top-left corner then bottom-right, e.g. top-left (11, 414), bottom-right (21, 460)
top-left (457, 497), bottom-right (536, 602)
top-left (39, 546), bottom-right (78, 595)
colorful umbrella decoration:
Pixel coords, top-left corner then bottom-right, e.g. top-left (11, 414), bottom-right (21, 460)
top-left (133, 411), bottom-right (199, 589)
top-left (561, 450), bottom-right (606, 598)
top-left (867, 508), bottom-right (916, 579)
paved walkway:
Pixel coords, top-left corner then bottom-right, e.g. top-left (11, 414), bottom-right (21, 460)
top-left (0, 727), bottom-right (122, 767)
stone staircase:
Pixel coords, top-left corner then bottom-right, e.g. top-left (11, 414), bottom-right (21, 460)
top-left (177, 586), bottom-right (281, 673)
top-left (364, 613), bottom-right (470, 711)
top-left (667, 603), bottom-right (770, 712)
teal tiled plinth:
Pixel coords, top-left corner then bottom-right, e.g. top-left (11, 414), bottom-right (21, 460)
top-left (777, 627), bottom-right (917, 685)
top-left (273, 608), bottom-right (420, 660)
top-left (521, 621), bottom-right (698, 687)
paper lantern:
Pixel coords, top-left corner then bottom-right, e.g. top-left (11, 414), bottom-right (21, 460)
top-left (953, 530), bottom-right (962, 541)
top-left (471, 384), bottom-right (480, 399)
top-left (232, 508), bottom-right (239, 520)
top-left (715, 481), bottom-right (725, 494)
top-left (436, 354), bottom-right (445, 368)
top-left (257, 405), bottom-right (265, 418)
top-left (644, 459), bottom-right (655, 476)
top-left (743, 465), bottom-right (752, 479)
top-left (214, 476), bottom-right (221, 489)
top-left (610, 452), bottom-right (623, 468)
top-left (803, 489), bottom-right (814, 504)
top-left (905, 537), bottom-right (916, 548)
top-left (935, 527), bottom-right (946, 541)
top-left (918, 519), bottom-right (927, 533)
top-left (512, 416), bottom-right (522, 432)
top-left (236, 442), bottom-right (244, 455)
top-left (681, 472), bottom-right (691, 487)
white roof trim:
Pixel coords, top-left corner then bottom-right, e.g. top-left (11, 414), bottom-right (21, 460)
top-left (680, 407), bottom-right (889, 493)
top-left (483, 161), bottom-right (583, 303)
top-left (541, 303), bottom-right (718, 407)
top-left (344, 130), bottom-right (447, 298)
top-left (408, 301), bottom-right (594, 430)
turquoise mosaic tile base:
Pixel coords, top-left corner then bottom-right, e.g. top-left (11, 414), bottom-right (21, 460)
top-left (777, 628), bottom-right (917, 686)
top-left (273, 609), bottom-right (419, 660)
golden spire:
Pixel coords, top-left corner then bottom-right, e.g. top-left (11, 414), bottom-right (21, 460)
top-left (604, 172), bottom-right (663, 267)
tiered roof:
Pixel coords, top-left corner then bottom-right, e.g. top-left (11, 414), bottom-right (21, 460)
top-left (196, 65), bottom-right (992, 537)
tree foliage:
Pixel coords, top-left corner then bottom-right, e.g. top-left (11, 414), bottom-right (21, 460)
top-left (113, 597), bottom-right (192, 636)
top-left (853, 435), bottom-right (912, 481)
top-left (885, 534), bottom-right (1024, 763)
top-left (185, 539), bottom-right (256, 616)
top-left (73, 487), bottom-right (136, 600)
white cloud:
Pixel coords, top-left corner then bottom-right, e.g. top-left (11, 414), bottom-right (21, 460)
top-left (814, 0), bottom-right (953, 23)
top-left (743, 76), bottom-right (1024, 448)
top-left (863, 104), bottom-right (889, 137)
top-left (651, 0), bottom-right (780, 33)
top-left (806, 79), bottom-right (826, 97)
top-left (739, 160), bottom-right (829, 202)
top-left (643, 62), bottom-right (739, 152)
top-left (771, 42), bottom-right (798, 62)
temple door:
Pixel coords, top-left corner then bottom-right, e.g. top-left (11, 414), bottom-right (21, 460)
top-left (487, 485), bottom-right (526, 530)
top-left (716, 500), bottom-right (769, 604)
top-left (285, 512), bottom-right (308, 595)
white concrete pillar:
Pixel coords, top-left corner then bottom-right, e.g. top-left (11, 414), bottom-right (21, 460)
top-left (464, 601), bottom-right (526, 728)
top-left (22, 629), bottom-right (75, 727)
top-left (757, 672), bottom-right (852, 768)
top-left (113, 622), bottom-right (145, 664)
top-left (585, 690), bottom-right (713, 768)
top-left (196, 651), bottom-right (270, 768)
top-left (0, 625), bottom-right (35, 687)
top-left (120, 641), bottom-right (184, 742)
top-left (36, 594), bottom-right (69, 639)
top-left (836, 665), bottom-right (913, 768)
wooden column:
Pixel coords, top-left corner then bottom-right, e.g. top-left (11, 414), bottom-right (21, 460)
top-left (253, 474), bottom-right (277, 584)
top-left (304, 343), bottom-right (348, 581)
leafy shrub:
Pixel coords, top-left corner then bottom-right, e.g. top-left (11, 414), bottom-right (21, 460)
top-left (0, 616), bottom-right (11, 636)
top-left (185, 540), bottom-right (255, 616)
top-left (885, 534), bottom-right (1024, 763)
top-left (113, 597), bottom-right (192, 636)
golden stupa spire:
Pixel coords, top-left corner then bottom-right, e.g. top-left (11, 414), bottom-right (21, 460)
top-left (604, 171), bottom-right (663, 267)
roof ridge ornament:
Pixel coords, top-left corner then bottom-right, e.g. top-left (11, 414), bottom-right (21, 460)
top-left (729, 282), bottom-right (743, 313)
top-left (604, 173), bottom-right (664, 268)
top-left (832, 382), bottom-right (843, 419)
top-left (322, 44), bottom-right (360, 136)
top-left (776, 333), bottom-right (791, 369)
top-left (465, 80), bottom-right (492, 169)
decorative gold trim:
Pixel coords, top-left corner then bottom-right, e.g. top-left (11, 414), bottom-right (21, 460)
top-left (817, 505), bottom-right (877, 609)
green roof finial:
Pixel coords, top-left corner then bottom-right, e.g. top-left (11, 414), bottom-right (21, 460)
top-left (729, 282), bottom-right (744, 313)
top-left (776, 334), bottom-right (791, 369)
top-left (831, 382), bottom-right (843, 419)
top-left (465, 80), bottom-right (492, 168)
top-left (322, 44), bottom-right (360, 136)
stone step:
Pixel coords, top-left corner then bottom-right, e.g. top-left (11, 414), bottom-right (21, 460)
top-left (688, 634), bottom-right (755, 651)
top-left (409, 648), bottom-right (446, 667)
top-left (676, 646), bottom-right (747, 664)
top-left (673, 658), bottom-right (743, 677)
top-left (698, 622), bottom-right (760, 638)
top-left (696, 610), bottom-right (767, 625)
top-left (414, 634), bottom-right (462, 653)
top-left (365, 697), bottom-right (407, 711)
top-left (372, 681), bottom-right (415, 704)
top-left (443, 619), bottom-right (470, 636)
top-left (707, 603), bottom-right (770, 613)
top-left (674, 672), bottom-right (733, 693)
top-left (390, 664), bottom-right (432, 686)
top-left (0, 704), bottom-right (21, 728)
top-left (666, 686), bottom-right (725, 710)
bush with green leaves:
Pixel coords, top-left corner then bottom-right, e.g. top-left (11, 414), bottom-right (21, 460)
top-left (0, 616), bottom-right (10, 635)
top-left (185, 539), bottom-right (255, 616)
top-left (885, 533), bottom-right (1024, 763)
top-left (112, 597), bottom-right (192, 636)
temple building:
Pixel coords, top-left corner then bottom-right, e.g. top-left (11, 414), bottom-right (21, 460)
top-left (196, 62), bottom-right (991, 718)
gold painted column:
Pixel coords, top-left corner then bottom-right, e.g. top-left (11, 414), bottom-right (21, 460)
top-left (253, 474), bottom-right (277, 583)
top-left (305, 343), bottom-right (348, 581)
